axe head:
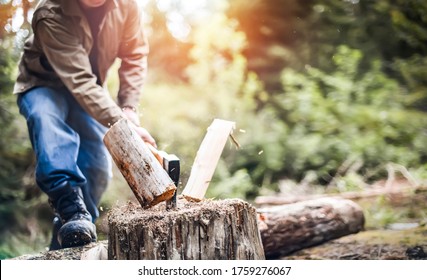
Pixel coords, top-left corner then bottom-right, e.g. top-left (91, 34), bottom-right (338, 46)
top-left (159, 151), bottom-right (180, 210)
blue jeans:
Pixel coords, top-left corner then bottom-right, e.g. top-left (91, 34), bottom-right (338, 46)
top-left (17, 86), bottom-right (112, 221)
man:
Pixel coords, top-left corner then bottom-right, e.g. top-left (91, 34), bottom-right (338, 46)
top-left (13, 0), bottom-right (155, 250)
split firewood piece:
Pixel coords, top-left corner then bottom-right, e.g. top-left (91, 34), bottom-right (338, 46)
top-left (182, 119), bottom-right (236, 202)
top-left (103, 119), bottom-right (176, 209)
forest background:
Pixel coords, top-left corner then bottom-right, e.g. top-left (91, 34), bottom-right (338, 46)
top-left (1, 0), bottom-right (427, 258)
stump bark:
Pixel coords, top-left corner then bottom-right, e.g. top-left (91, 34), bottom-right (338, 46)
top-left (108, 197), bottom-right (265, 260)
top-left (257, 197), bottom-right (365, 259)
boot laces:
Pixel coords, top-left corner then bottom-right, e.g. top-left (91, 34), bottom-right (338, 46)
top-left (53, 188), bottom-right (89, 222)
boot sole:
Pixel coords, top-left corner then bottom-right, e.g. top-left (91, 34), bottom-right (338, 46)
top-left (58, 220), bottom-right (97, 248)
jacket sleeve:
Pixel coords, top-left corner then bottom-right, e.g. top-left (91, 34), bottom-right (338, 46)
top-left (117, 0), bottom-right (149, 110)
top-left (35, 16), bottom-right (125, 128)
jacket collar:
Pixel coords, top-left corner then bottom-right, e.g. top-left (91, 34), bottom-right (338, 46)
top-left (60, 0), bottom-right (118, 17)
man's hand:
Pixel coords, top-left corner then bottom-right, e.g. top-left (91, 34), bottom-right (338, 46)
top-left (121, 107), bottom-right (156, 147)
top-left (129, 123), bottom-right (157, 148)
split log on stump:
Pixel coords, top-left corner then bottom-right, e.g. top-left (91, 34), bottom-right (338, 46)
top-left (103, 119), bottom-right (176, 208)
top-left (257, 197), bottom-right (365, 259)
top-left (182, 119), bottom-right (236, 202)
top-left (108, 197), bottom-right (265, 260)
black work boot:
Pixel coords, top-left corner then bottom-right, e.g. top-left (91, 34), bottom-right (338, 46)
top-left (49, 185), bottom-right (97, 248)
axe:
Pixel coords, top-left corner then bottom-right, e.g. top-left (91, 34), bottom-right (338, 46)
top-left (146, 143), bottom-right (180, 210)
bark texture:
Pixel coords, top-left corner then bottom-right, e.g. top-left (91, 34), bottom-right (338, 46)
top-left (258, 197), bottom-right (365, 259)
top-left (108, 197), bottom-right (265, 260)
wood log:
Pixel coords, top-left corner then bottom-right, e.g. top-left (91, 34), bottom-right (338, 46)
top-left (108, 197), bottom-right (265, 260)
top-left (257, 197), bottom-right (365, 259)
top-left (182, 119), bottom-right (236, 202)
top-left (103, 119), bottom-right (176, 209)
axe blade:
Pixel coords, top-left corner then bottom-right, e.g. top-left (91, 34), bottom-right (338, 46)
top-left (162, 153), bottom-right (180, 210)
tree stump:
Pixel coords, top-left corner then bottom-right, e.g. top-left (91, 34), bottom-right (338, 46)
top-left (108, 197), bottom-right (265, 260)
top-left (257, 197), bottom-right (365, 259)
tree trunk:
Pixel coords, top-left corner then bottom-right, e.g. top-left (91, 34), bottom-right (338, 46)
top-left (257, 197), bottom-right (365, 259)
top-left (108, 197), bottom-right (265, 260)
top-left (103, 119), bottom-right (176, 209)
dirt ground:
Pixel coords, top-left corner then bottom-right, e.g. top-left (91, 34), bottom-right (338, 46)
top-left (282, 226), bottom-right (427, 260)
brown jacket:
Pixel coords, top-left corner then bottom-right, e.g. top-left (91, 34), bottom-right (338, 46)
top-left (13, 0), bottom-right (148, 127)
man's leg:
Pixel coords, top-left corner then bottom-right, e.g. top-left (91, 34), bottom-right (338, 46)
top-left (66, 92), bottom-right (112, 222)
top-left (17, 86), bottom-right (96, 249)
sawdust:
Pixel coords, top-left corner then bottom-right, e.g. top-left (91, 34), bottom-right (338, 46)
top-left (109, 195), bottom-right (253, 226)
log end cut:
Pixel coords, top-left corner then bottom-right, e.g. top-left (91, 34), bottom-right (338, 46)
top-left (145, 183), bottom-right (177, 208)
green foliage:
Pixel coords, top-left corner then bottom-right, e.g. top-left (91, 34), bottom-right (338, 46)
top-left (232, 46), bottom-right (427, 191)
top-left (228, 0), bottom-right (427, 111)
top-left (0, 40), bottom-right (30, 188)
top-left (0, 39), bottom-right (50, 259)
top-left (360, 194), bottom-right (427, 230)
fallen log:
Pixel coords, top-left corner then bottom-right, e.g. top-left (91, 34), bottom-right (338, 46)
top-left (108, 197), bottom-right (265, 260)
top-left (257, 197), bottom-right (365, 259)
